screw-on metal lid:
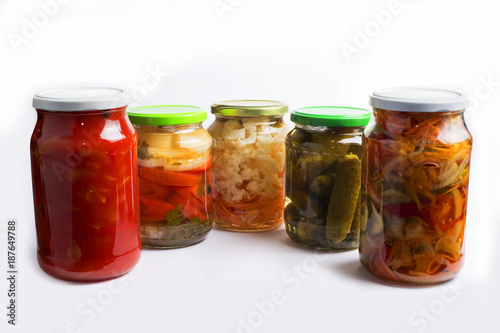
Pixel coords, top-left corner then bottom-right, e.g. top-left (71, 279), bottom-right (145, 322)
top-left (33, 87), bottom-right (129, 111)
top-left (211, 100), bottom-right (288, 116)
top-left (369, 87), bottom-right (468, 112)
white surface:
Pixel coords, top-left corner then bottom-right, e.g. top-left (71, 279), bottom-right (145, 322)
top-left (0, 0), bottom-right (499, 332)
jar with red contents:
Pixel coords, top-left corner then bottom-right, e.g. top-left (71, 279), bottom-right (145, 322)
top-left (31, 88), bottom-right (141, 281)
top-left (360, 87), bottom-right (472, 284)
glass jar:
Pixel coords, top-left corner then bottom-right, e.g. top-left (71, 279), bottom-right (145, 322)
top-left (285, 107), bottom-right (371, 249)
top-left (360, 87), bottom-right (472, 284)
top-left (208, 100), bottom-right (289, 232)
top-left (30, 88), bottom-right (141, 281)
top-left (128, 105), bottom-right (213, 248)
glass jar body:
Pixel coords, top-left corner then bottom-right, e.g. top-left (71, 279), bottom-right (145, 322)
top-left (208, 115), bottom-right (288, 232)
top-left (135, 123), bottom-right (213, 248)
top-left (359, 108), bottom-right (472, 284)
top-left (30, 107), bottom-right (141, 281)
top-left (285, 124), bottom-right (364, 249)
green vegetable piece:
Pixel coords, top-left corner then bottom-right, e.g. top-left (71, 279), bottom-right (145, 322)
top-left (284, 202), bottom-right (300, 223)
top-left (310, 175), bottom-right (335, 196)
top-left (164, 204), bottom-right (185, 226)
top-left (138, 141), bottom-right (153, 160)
top-left (288, 128), bottom-right (311, 146)
top-left (350, 195), bottom-right (361, 233)
top-left (290, 188), bottom-right (323, 218)
top-left (296, 222), bottom-right (315, 243)
top-left (189, 217), bottom-right (208, 226)
top-left (311, 131), bottom-right (351, 158)
top-left (326, 154), bottom-right (361, 243)
top-left (291, 154), bottom-right (331, 189)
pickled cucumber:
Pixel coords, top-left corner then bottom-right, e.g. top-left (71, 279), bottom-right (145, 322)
top-left (290, 188), bottom-right (325, 218)
top-left (326, 154), bottom-right (361, 243)
top-left (310, 174), bottom-right (335, 196)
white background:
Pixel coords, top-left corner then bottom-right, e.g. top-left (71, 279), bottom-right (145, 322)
top-left (1, 0), bottom-right (499, 332)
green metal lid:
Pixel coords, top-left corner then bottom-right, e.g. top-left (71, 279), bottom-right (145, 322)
top-left (211, 100), bottom-right (288, 116)
top-left (128, 105), bottom-right (207, 126)
top-left (291, 106), bottom-right (371, 127)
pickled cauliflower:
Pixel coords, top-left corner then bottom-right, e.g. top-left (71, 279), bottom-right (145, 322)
top-left (212, 118), bottom-right (288, 205)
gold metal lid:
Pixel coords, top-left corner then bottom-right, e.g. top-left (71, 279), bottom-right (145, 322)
top-left (211, 100), bottom-right (288, 116)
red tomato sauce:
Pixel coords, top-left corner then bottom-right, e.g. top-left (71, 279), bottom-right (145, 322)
top-left (30, 107), bottom-right (141, 281)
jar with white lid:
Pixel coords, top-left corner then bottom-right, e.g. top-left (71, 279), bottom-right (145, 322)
top-left (360, 87), bottom-right (472, 284)
top-left (31, 88), bottom-right (141, 281)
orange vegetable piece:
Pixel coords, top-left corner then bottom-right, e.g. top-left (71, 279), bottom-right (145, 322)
top-left (140, 198), bottom-right (176, 222)
top-left (140, 167), bottom-right (202, 187)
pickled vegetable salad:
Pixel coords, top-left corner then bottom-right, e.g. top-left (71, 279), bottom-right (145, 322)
top-left (360, 110), bottom-right (471, 282)
top-left (137, 128), bottom-right (213, 245)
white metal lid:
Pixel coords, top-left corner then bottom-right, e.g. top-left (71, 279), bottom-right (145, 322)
top-left (369, 87), bottom-right (468, 112)
top-left (33, 87), bottom-right (130, 111)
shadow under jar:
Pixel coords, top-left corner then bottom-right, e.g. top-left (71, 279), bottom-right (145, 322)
top-left (128, 105), bottom-right (213, 248)
top-left (208, 100), bottom-right (289, 232)
top-left (360, 87), bottom-right (472, 284)
top-left (30, 88), bottom-right (141, 282)
top-left (285, 106), bottom-right (371, 250)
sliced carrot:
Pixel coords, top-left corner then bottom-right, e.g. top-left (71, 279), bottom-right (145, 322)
top-left (150, 182), bottom-right (172, 201)
top-left (140, 167), bottom-right (202, 187)
top-left (166, 191), bottom-right (206, 220)
top-left (213, 192), bottom-right (284, 229)
top-left (173, 185), bottom-right (203, 204)
top-left (139, 176), bottom-right (153, 195)
top-left (140, 198), bottom-right (176, 222)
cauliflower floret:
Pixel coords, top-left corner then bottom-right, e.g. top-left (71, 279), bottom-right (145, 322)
top-left (255, 133), bottom-right (274, 147)
top-left (241, 167), bottom-right (260, 181)
top-left (235, 131), bottom-right (257, 149)
top-left (226, 128), bottom-right (246, 140)
top-left (222, 121), bottom-right (244, 138)
top-left (240, 146), bottom-right (258, 159)
top-left (246, 181), bottom-right (259, 196)
top-left (258, 123), bottom-right (274, 133)
top-left (242, 121), bottom-right (257, 133)
top-left (218, 173), bottom-right (245, 202)
top-left (226, 153), bottom-right (243, 170)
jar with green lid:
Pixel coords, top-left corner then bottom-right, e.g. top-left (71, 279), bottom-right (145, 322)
top-left (208, 100), bottom-right (289, 232)
top-left (128, 105), bottom-right (213, 248)
top-left (285, 106), bottom-right (371, 249)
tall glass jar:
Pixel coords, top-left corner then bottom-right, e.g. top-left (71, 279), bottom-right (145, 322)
top-left (208, 100), bottom-right (289, 232)
top-left (285, 107), bottom-right (371, 250)
top-left (360, 87), bottom-right (472, 284)
top-left (30, 88), bottom-right (141, 281)
top-left (128, 106), bottom-right (213, 248)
